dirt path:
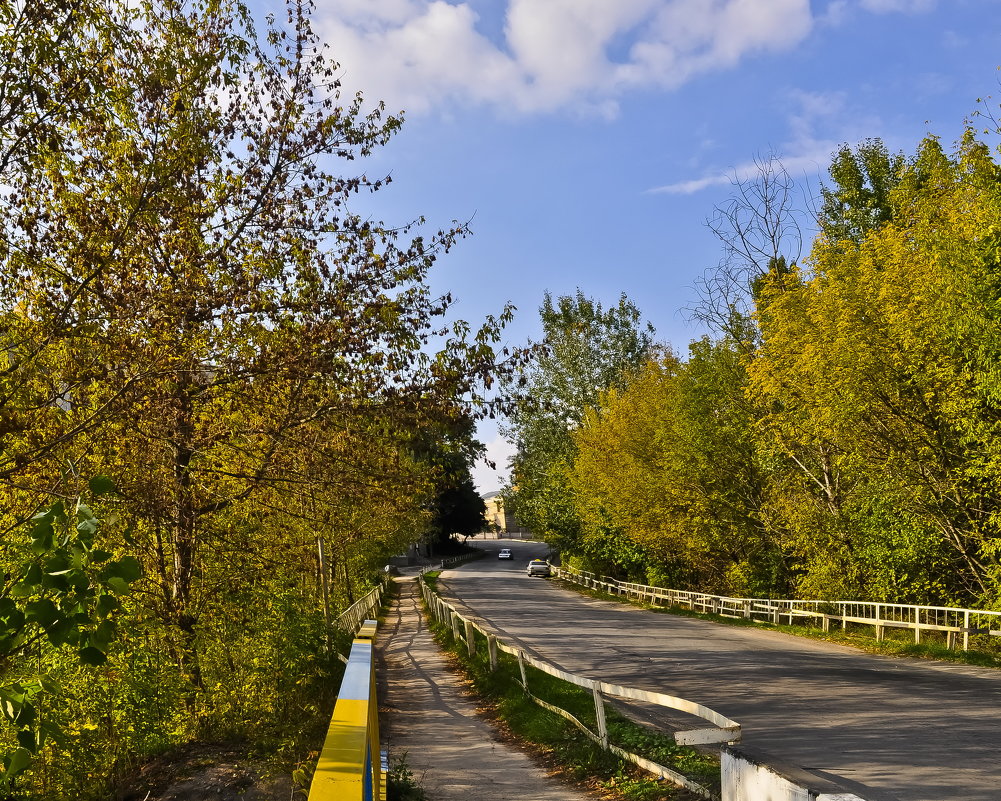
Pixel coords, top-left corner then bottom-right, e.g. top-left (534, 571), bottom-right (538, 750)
top-left (377, 577), bottom-right (589, 801)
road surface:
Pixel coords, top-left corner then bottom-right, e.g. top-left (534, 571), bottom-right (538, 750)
top-left (437, 539), bottom-right (1001, 801)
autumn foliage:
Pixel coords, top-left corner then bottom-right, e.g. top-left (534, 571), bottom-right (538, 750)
top-left (508, 131), bottom-right (1001, 613)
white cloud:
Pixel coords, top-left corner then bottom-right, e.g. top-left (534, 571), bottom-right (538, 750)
top-left (859, 0), bottom-right (935, 12)
top-left (648, 89), bottom-right (881, 195)
top-left (316, 0), bottom-right (817, 116)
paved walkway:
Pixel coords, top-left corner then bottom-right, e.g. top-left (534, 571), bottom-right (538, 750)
top-left (376, 577), bottom-right (587, 801)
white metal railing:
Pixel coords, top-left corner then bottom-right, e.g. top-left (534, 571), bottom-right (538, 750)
top-left (417, 574), bottom-right (739, 798)
top-left (336, 583), bottom-right (385, 635)
top-left (554, 566), bottom-right (1001, 651)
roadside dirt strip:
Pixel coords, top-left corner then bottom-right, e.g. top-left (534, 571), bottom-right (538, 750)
top-left (376, 578), bottom-right (590, 801)
top-left (441, 540), bottom-right (1001, 801)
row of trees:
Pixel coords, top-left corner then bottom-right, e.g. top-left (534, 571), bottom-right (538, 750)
top-left (0, 0), bottom-right (500, 795)
top-left (505, 132), bottom-right (1001, 610)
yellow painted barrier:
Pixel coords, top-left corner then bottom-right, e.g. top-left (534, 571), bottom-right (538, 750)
top-left (308, 619), bottom-right (384, 801)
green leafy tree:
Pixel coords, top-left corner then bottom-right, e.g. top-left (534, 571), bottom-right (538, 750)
top-left (503, 291), bottom-right (654, 570)
top-left (750, 131), bottom-right (1001, 604)
top-left (0, 0), bottom-right (519, 791)
top-left (572, 334), bottom-right (785, 594)
top-left (819, 138), bottom-right (906, 245)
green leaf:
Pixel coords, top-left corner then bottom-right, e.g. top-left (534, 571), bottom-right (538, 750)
top-left (78, 646), bottom-right (106, 666)
top-left (4, 746), bottom-right (32, 780)
top-left (12, 701), bottom-right (34, 727)
top-left (22, 563), bottom-right (43, 587)
top-left (88, 475), bottom-right (117, 496)
top-left (8, 582), bottom-right (32, 599)
top-left (25, 599), bottom-right (58, 628)
top-left (96, 594), bottom-right (120, 618)
top-left (90, 549), bottom-right (113, 564)
top-left (107, 555), bottom-right (142, 583)
top-left (29, 523), bottom-right (53, 555)
top-left (45, 619), bottom-right (75, 647)
top-left (16, 729), bottom-right (35, 753)
top-left (37, 675), bottom-right (62, 695)
top-left (105, 577), bottom-right (131, 596)
top-left (90, 619), bottom-right (116, 652)
top-left (76, 517), bottom-right (99, 539)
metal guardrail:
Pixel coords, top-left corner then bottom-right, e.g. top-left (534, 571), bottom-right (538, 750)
top-left (418, 574), bottom-right (739, 798)
top-left (308, 620), bottom-right (385, 801)
top-left (336, 584), bottom-right (385, 635)
top-left (554, 566), bottom-right (1001, 651)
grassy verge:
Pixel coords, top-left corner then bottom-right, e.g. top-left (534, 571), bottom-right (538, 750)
top-left (556, 577), bottom-right (1001, 670)
top-left (420, 574), bottom-right (718, 801)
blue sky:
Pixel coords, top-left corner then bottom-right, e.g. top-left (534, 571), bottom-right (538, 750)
top-left (290, 0), bottom-right (1001, 491)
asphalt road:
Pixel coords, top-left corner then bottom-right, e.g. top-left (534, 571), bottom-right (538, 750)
top-left (438, 539), bottom-right (1001, 801)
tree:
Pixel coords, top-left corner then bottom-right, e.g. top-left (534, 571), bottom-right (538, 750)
top-left (572, 333), bottom-right (786, 594)
top-left (502, 291), bottom-right (654, 569)
top-left (0, 482), bottom-right (140, 789)
top-left (693, 154), bottom-right (805, 342)
top-left (749, 131), bottom-right (1001, 604)
top-left (0, 0), bottom-right (519, 788)
top-left (1, 0), bottom-right (514, 673)
top-left (819, 138), bottom-right (906, 245)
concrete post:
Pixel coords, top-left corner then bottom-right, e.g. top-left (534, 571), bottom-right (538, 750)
top-left (464, 620), bottom-right (476, 657)
top-left (517, 650), bottom-right (528, 691)
top-left (451, 611), bottom-right (461, 642)
top-left (875, 604), bottom-right (884, 642)
top-left (487, 634), bottom-right (498, 672)
top-left (592, 682), bottom-right (609, 750)
top-left (914, 607), bottom-right (921, 645)
top-left (964, 610), bottom-right (970, 651)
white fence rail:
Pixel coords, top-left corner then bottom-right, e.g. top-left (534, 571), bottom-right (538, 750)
top-left (336, 583), bottom-right (385, 635)
top-left (418, 574), bottom-right (740, 798)
top-left (553, 566), bottom-right (1001, 651)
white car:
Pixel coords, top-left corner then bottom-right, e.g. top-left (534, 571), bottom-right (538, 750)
top-left (498, 548), bottom-right (513, 559)
top-left (527, 559), bottom-right (551, 577)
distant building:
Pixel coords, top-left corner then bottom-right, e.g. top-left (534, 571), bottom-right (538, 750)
top-left (481, 491), bottom-right (532, 537)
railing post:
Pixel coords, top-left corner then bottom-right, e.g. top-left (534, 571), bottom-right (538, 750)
top-left (517, 650), bottom-right (528, 691)
top-left (592, 681), bottom-right (609, 750)
top-left (964, 610), bottom-right (970, 651)
top-left (451, 611), bottom-right (461, 642)
top-left (743, 600), bottom-right (751, 620)
top-left (914, 607), bottom-right (921, 645)
top-left (464, 620), bottom-right (476, 657)
top-left (487, 634), bottom-right (498, 671)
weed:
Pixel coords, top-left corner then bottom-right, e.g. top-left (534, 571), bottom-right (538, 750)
top-left (387, 752), bottom-right (426, 801)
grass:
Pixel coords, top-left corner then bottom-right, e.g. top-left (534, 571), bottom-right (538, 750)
top-left (419, 578), bottom-right (718, 801)
top-left (556, 576), bottom-right (1001, 670)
